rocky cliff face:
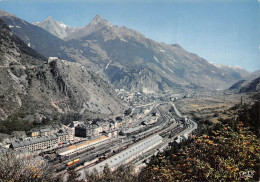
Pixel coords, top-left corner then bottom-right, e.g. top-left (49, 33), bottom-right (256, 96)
top-left (32, 58), bottom-right (125, 117)
top-left (0, 19), bottom-right (125, 126)
top-left (0, 18), bottom-right (45, 120)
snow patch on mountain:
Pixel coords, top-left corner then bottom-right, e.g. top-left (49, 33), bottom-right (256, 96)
top-left (34, 16), bottom-right (78, 39)
top-left (210, 62), bottom-right (245, 70)
top-left (59, 22), bottom-right (67, 28)
top-left (154, 56), bottom-right (159, 63)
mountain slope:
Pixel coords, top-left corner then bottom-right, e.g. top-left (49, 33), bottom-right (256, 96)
top-left (229, 76), bottom-right (260, 93)
top-left (210, 63), bottom-right (250, 79)
top-left (0, 10), bottom-right (71, 61)
top-left (64, 15), bottom-right (247, 92)
top-left (248, 69), bottom-right (260, 80)
top-left (34, 16), bottom-right (78, 39)
top-left (0, 19), bottom-right (125, 128)
top-left (0, 18), bottom-right (45, 120)
top-left (64, 15), bottom-right (112, 41)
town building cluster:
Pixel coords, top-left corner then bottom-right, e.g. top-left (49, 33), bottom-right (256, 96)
top-left (10, 128), bottom-right (71, 152)
top-left (0, 114), bottom-right (137, 154)
top-left (115, 89), bottom-right (156, 104)
top-left (75, 119), bottom-right (120, 138)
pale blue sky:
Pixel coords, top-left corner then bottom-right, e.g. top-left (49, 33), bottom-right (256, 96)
top-left (0, 0), bottom-right (259, 72)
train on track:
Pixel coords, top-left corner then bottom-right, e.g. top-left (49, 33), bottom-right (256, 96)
top-left (55, 148), bottom-right (113, 172)
top-left (67, 158), bottom-right (80, 166)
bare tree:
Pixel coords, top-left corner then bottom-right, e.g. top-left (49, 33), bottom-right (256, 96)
top-left (0, 151), bottom-right (61, 182)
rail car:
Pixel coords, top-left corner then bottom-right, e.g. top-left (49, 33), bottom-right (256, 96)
top-left (112, 141), bottom-right (133, 153)
top-left (96, 149), bottom-right (111, 158)
top-left (76, 157), bottom-right (98, 171)
top-left (95, 149), bottom-right (112, 162)
top-left (160, 131), bottom-right (169, 138)
top-left (67, 158), bottom-right (80, 166)
top-left (133, 125), bottom-right (163, 141)
top-left (84, 157), bottom-right (99, 168)
top-left (56, 165), bottom-right (66, 172)
top-left (72, 157), bottom-right (93, 168)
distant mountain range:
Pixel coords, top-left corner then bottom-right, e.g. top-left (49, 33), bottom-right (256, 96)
top-left (1, 9), bottom-right (259, 93)
top-left (0, 18), bottom-right (125, 125)
top-left (34, 16), bottom-right (79, 39)
top-left (209, 62), bottom-right (250, 78)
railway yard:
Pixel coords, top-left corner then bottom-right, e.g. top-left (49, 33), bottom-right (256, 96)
top-left (38, 96), bottom-right (197, 180)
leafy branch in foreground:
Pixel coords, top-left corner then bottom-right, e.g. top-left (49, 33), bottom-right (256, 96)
top-left (140, 122), bottom-right (259, 181)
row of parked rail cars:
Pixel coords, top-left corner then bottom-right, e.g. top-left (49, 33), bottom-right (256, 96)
top-left (51, 146), bottom-right (96, 165)
top-left (55, 140), bottom-right (135, 172)
top-left (55, 149), bottom-right (113, 172)
top-left (130, 121), bottom-right (168, 142)
top-left (55, 140), bottom-right (137, 172)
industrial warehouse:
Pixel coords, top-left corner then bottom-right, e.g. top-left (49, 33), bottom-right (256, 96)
top-left (86, 134), bottom-right (163, 174)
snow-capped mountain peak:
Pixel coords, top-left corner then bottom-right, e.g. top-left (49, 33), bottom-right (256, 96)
top-left (59, 22), bottom-right (67, 28)
top-left (34, 16), bottom-right (77, 39)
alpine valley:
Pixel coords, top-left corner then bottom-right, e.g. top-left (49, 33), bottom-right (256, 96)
top-left (0, 7), bottom-right (259, 182)
top-left (0, 9), bottom-right (259, 132)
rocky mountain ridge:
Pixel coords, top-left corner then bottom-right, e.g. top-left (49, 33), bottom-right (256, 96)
top-left (34, 16), bottom-right (79, 39)
top-left (229, 76), bottom-right (260, 93)
top-left (0, 10), bottom-right (72, 61)
top-left (63, 15), bottom-right (113, 41)
top-left (64, 15), bottom-right (249, 92)
top-left (209, 62), bottom-right (250, 79)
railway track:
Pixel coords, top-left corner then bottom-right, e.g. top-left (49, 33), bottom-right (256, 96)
top-left (53, 139), bottom-right (122, 170)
